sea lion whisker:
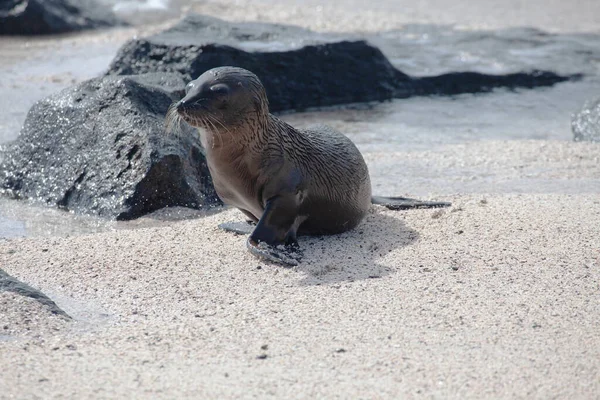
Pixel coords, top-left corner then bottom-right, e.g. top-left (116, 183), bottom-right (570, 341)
top-left (205, 114), bottom-right (228, 153)
top-left (177, 112), bottom-right (184, 134)
top-left (206, 113), bottom-right (231, 135)
top-left (173, 113), bottom-right (183, 136)
top-left (197, 115), bottom-right (219, 149)
top-left (190, 115), bottom-right (204, 128)
top-left (206, 113), bottom-right (234, 148)
top-left (200, 115), bottom-right (216, 148)
top-left (206, 117), bottom-right (225, 151)
top-left (165, 103), bottom-right (183, 136)
top-left (202, 118), bottom-right (216, 149)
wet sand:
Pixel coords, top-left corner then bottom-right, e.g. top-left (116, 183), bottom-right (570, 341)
top-left (1, 0), bottom-right (600, 398)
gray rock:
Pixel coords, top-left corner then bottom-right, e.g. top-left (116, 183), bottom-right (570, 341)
top-left (0, 268), bottom-right (69, 317)
top-left (0, 73), bottom-right (220, 220)
top-left (572, 97), bottom-right (600, 142)
top-left (107, 14), bottom-right (575, 112)
top-left (0, 0), bottom-right (120, 35)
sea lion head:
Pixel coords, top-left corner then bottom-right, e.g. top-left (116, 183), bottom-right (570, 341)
top-left (171, 66), bottom-right (270, 132)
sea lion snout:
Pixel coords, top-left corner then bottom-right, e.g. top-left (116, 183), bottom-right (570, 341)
top-left (175, 99), bottom-right (190, 112)
top-left (173, 67), bottom-right (270, 129)
top-left (174, 98), bottom-right (200, 124)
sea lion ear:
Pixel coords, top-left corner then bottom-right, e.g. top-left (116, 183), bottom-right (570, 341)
top-left (237, 81), bottom-right (243, 87)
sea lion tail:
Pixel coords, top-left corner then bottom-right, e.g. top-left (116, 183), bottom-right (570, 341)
top-left (371, 196), bottom-right (451, 210)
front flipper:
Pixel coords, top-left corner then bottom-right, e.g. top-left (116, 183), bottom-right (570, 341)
top-left (372, 196), bottom-right (451, 210)
top-left (247, 238), bottom-right (303, 267)
top-left (247, 193), bottom-right (302, 267)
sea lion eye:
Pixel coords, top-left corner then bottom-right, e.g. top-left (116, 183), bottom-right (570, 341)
top-left (185, 82), bottom-right (195, 94)
top-left (210, 84), bottom-right (230, 96)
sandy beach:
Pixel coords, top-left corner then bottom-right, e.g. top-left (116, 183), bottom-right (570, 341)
top-left (1, 0), bottom-right (600, 398)
top-left (2, 140), bottom-right (600, 398)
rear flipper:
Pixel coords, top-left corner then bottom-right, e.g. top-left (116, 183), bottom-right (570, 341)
top-left (218, 221), bottom-right (255, 235)
top-left (372, 196), bottom-right (451, 210)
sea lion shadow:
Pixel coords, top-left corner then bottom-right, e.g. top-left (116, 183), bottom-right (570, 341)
top-left (296, 207), bottom-right (419, 285)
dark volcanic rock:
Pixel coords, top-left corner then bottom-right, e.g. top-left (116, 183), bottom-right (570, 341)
top-left (0, 73), bottom-right (220, 220)
top-left (572, 97), bottom-right (600, 142)
top-left (107, 14), bottom-right (575, 112)
top-left (107, 15), bottom-right (407, 112)
top-left (0, 0), bottom-right (119, 35)
top-left (0, 268), bottom-right (69, 317)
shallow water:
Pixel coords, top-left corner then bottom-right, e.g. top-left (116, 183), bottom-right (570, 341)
top-left (0, 2), bottom-right (599, 238)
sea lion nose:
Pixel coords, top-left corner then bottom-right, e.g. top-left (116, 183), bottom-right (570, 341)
top-left (176, 100), bottom-right (186, 112)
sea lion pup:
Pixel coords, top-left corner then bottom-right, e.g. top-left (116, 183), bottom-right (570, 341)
top-left (168, 66), bottom-right (449, 266)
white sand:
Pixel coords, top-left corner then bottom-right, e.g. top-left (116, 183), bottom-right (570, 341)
top-left (1, 180), bottom-right (599, 397)
top-left (0, 292), bottom-right (70, 338)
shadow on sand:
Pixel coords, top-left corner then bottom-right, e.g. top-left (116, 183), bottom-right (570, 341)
top-left (295, 207), bottom-right (419, 285)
